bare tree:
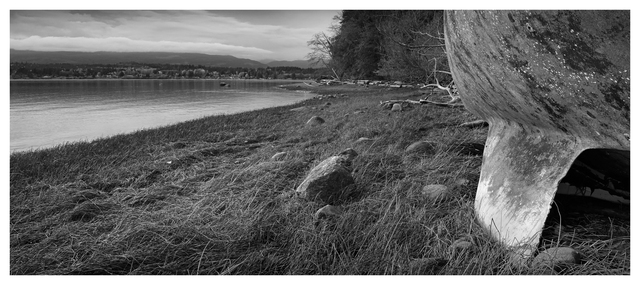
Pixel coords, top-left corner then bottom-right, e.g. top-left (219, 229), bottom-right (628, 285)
top-left (306, 13), bottom-right (344, 81)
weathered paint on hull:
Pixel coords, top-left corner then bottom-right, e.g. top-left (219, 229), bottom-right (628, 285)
top-left (444, 10), bottom-right (630, 256)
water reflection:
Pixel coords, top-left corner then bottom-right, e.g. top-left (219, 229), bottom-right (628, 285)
top-left (10, 79), bottom-right (313, 152)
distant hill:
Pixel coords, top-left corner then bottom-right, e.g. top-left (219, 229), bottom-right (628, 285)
top-left (266, 59), bottom-right (317, 69)
top-left (257, 58), bottom-right (278, 64)
top-left (10, 49), bottom-right (268, 68)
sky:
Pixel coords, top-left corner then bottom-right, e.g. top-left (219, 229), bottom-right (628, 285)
top-left (10, 10), bottom-right (340, 61)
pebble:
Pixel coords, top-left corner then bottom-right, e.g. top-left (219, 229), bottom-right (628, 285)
top-left (422, 184), bottom-right (449, 200)
top-left (532, 247), bottom-right (582, 270)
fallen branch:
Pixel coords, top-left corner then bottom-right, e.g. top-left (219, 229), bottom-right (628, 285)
top-left (420, 99), bottom-right (465, 108)
top-left (380, 98), bottom-right (465, 108)
top-left (421, 58), bottom-right (460, 103)
top-left (380, 99), bottom-right (423, 105)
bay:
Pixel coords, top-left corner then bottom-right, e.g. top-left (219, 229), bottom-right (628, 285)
top-left (10, 79), bottom-right (315, 153)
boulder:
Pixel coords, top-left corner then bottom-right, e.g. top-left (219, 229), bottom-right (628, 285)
top-left (391, 103), bottom-right (403, 112)
top-left (306, 116), bottom-right (325, 126)
top-left (296, 148), bottom-right (358, 204)
top-left (532, 247), bottom-right (582, 270)
top-left (405, 141), bottom-right (436, 155)
top-left (422, 184), bottom-right (449, 200)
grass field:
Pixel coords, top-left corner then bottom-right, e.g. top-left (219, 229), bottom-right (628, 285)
top-left (9, 84), bottom-right (630, 275)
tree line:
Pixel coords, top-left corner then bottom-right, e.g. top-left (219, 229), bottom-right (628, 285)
top-left (10, 62), bottom-right (327, 80)
top-left (307, 10), bottom-right (451, 85)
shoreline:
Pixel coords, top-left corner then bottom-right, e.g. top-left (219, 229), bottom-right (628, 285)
top-left (9, 81), bottom-right (316, 154)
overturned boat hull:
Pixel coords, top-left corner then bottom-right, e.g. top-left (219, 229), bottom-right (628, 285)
top-left (444, 10), bottom-right (630, 257)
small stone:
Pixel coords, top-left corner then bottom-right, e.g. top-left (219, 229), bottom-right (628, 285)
top-left (306, 116), bottom-right (325, 126)
top-left (422, 184), bottom-right (448, 200)
top-left (315, 205), bottom-right (344, 219)
top-left (391, 103), bottom-right (403, 112)
top-left (271, 152), bottom-right (287, 161)
top-left (533, 247), bottom-right (581, 270)
top-left (405, 141), bottom-right (436, 154)
top-left (454, 178), bottom-right (470, 186)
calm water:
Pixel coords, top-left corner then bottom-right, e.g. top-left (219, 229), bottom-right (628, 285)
top-left (10, 79), bottom-right (314, 152)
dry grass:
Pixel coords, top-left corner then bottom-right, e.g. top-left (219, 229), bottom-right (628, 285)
top-left (10, 84), bottom-right (629, 275)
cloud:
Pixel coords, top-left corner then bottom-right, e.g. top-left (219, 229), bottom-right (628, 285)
top-left (10, 36), bottom-right (274, 58)
top-left (9, 10), bottom-right (337, 60)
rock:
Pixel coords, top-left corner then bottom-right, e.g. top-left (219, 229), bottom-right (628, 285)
top-left (315, 205), bottom-right (344, 219)
top-left (296, 148), bottom-right (358, 204)
top-left (532, 247), bottom-right (582, 270)
top-left (405, 141), bottom-right (436, 154)
top-left (454, 178), bottom-right (470, 186)
top-left (391, 103), bottom-right (403, 112)
top-left (271, 152), bottom-right (287, 161)
top-left (306, 116), bottom-right (325, 126)
top-left (422, 184), bottom-right (448, 200)
top-left (354, 137), bottom-right (375, 145)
